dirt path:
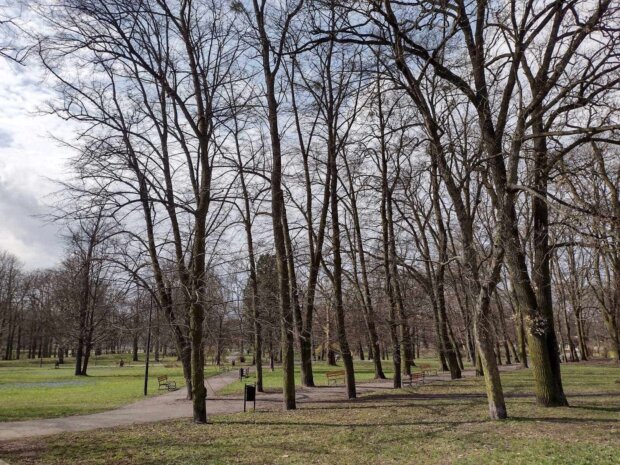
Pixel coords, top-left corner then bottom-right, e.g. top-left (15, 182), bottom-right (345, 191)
top-left (0, 365), bottom-right (521, 442)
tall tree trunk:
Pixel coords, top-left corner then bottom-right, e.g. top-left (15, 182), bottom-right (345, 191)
top-left (447, 319), bottom-right (464, 371)
top-left (289, 57), bottom-right (332, 389)
top-left (328, 103), bottom-right (356, 399)
top-left (189, 296), bottom-right (206, 423)
top-left (430, 161), bottom-right (461, 379)
top-left (495, 293), bottom-right (512, 365)
top-left (343, 157), bottom-right (385, 379)
top-left (512, 287), bottom-right (529, 368)
top-left (379, 6), bottom-right (505, 414)
top-left (232, 114), bottom-right (263, 392)
top-left (474, 244), bottom-right (507, 420)
top-left (525, 117), bottom-right (568, 406)
top-left (575, 309), bottom-right (589, 361)
top-left (251, 0), bottom-right (298, 409)
top-left (132, 334), bottom-right (139, 362)
top-left (15, 325), bottom-right (21, 360)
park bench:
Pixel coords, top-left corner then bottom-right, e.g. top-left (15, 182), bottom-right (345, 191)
top-left (157, 375), bottom-right (177, 391)
top-left (403, 372), bottom-right (425, 387)
top-left (239, 367), bottom-right (250, 380)
top-left (326, 370), bottom-right (346, 385)
top-left (419, 363), bottom-right (437, 376)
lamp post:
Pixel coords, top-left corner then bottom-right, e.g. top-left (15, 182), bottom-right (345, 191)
top-left (144, 293), bottom-right (153, 396)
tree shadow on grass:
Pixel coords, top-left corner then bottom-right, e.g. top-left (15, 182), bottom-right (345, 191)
top-left (234, 409), bottom-right (620, 427)
top-left (569, 404), bottom-right (620, 413)
top-left (508, 415), bottom-right (620, 424)
top-left (361, 390), bottom-right (620, 402)
top-left (218, 417), bottom-right (482, 430)
top-left (296, 401), bottom-right (479, 411)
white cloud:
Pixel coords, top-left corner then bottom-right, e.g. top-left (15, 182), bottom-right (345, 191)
top-left (0, 56), bottom-right (74, 270)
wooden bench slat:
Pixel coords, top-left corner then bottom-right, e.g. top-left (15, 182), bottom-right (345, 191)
top-left (325, 370), bottom-right (346, 385)
top-left (157, 375), bottom-right (177, 391)
top-left (419, 364), bottom-right (437, 376)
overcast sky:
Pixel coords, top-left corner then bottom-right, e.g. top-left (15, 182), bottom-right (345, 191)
top-left (0, 56), bottom-right (73, 270)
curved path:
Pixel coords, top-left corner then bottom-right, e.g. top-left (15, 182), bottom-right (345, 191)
top-left (0, 370), bottom-right (241, 442)
top-left (0, 364), bottom-right (521, 442)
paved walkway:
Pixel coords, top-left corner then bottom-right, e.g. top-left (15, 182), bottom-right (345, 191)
top-left (0, 371), bottom-right (241, 442)
top-left (0, 364), bottom-right (522, 442)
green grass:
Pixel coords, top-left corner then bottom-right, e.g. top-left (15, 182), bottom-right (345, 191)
top-left (216, 358), bottom-right (441, 395)
top-left (2, 361), bottom-right (617, 464)
top-left (0, 356), bottom-right (220, 421)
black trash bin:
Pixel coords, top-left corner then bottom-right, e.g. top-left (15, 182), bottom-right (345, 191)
top-left (244, 384), bottom-right (256, 412)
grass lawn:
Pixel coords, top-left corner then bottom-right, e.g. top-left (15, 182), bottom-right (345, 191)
top-left (1, 361), bottom-right (618, 464)
top-left (216, 358), bottom-right (443, 395)
top-left (0, 356), bottom-right (220, 421)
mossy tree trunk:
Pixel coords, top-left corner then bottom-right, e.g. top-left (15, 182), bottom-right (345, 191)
top-left (473, 240), bottom-right (507, 420)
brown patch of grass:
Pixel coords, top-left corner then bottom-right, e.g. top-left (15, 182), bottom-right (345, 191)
top-left (1, 362), bottom-right (618, 465)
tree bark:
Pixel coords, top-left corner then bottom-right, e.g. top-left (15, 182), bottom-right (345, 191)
top-left (252, 0), bottom-right (298, 409)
